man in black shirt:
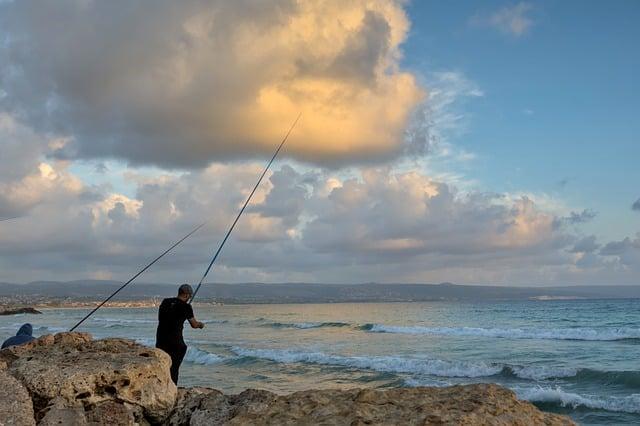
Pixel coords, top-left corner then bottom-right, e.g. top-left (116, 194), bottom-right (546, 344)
top-left (155, 284), bottom-right (204, 384)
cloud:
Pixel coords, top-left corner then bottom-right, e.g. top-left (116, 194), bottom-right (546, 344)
top-left (633, 198), bottom-right (640, 212)
top-left (404, 71), bottom-right (483, 159)
top-left (0, 114), bottom-right (85, 218)
top-left (599, 234), bottom-right (640, 269)
top-left (568, 236), bottom-right (599, 254)
top-left (0, 0), bottom-right (423, 169)
top-left (564, 209), bottom-right (597, 225)
top-left (0, 121), bottom-right (595, 286)
top-left (471, 3), bottom-right (534, 37)
top-left (2, 123), bottom-right (639, 286)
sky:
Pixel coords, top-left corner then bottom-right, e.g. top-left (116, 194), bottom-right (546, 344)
top-left (0, 0), bottom-right (638, 286)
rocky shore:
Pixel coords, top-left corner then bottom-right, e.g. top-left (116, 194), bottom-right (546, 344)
top-left (0, 332), bottom-right (574, 425)
top-left (0, 307), bottom-right (42, 315)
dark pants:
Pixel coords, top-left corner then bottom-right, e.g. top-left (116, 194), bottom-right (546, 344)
top-left (156, 340), bottom-right (187, 384)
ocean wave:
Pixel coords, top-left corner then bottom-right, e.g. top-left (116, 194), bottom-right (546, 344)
top-left (93, 317), bottom-right (156, 325)
top-left (230, 347), bottom-right (502, 378)
top-left (265, 321), bottom-right (351, 330)
top-left (35, 325), bottom-right (67, 333)
top-left (506, 365), bottom-right (579, 380)
top-left (134, 338), bottom-right (227, 366)
top-left (203, 319), bottom-right (228, 324)
top-left (184, 347), bottom-right (226, 365)
top-left (515, 386), bottom-right (640, 414)
top-left (135, 338), bottom-right (155, 347)
top-left (502, 365), bottom-right (640, 388)
top-left (1, 324), bottom-right (66, 333)
top-left (361, 324), bottom-right (640, 341)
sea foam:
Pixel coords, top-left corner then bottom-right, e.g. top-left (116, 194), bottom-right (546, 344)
top-left (363, 324), bottom-right (640, 341)
top-left (265, 321), bottom-right (351, 330)
top-left (184, 347), bottom-right (226, 365)
top-left (230, 347), bottom-right (502, 378)
top-left (515, 386), bottom-right (640, 414)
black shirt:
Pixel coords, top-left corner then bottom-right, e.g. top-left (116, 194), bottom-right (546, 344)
top-left (156, 297), bottom-right (194, 346)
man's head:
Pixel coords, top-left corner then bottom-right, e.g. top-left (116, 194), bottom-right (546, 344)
top-left (177, 284), bottom-right (193, 301)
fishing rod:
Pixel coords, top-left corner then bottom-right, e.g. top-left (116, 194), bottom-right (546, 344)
top-left (190, 113), bottom-right (301, 303)
top-left (69, 113), bottom-right (300, 329)
top-left (69, 222), bottom-right (207, 331)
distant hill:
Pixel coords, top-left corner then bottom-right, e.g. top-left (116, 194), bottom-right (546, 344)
top-left (0, 280), bottom-right (639, 303)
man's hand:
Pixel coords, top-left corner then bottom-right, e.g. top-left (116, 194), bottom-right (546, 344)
top-left (188, 318), bottom-right (205, 329)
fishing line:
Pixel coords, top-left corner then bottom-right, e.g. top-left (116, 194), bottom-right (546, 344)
top-left (69, 222), bottom-right (206, 331)
top-left (190, 113), bottom-right (301, 302)
top-left (69, 113), bottom-right (300, 329)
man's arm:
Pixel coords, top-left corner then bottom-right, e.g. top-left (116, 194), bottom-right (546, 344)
top-left (188, 317), bottom-right (205, 329)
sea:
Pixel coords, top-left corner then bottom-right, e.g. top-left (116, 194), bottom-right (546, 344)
top-left (1, 299), bottom-right (639, 425)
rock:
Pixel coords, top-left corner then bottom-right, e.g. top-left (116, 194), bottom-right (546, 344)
top-left (0, 307), bottom-right (42, 316)
top-left (6, 332), bottom-right (176, 423)
top-left (0, 369), bottom-right (35, 426)
top-left (38, 399), bottom-right (142, 426)
top-left (0, 332), bottom-right (574, 426)
top-left (38, 400), bottom-right (87, 426)
top-left (166, 384), bottom-right (575, 426)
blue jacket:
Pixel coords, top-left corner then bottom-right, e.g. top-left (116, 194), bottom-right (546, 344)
top-left (1, 323), bottom-right (35, 349)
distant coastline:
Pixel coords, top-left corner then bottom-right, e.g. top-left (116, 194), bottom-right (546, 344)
top-left (0, 280), bottom-right (638, 308)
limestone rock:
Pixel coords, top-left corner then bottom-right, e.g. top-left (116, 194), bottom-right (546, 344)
top-left (38, 400), bottom-right (87, 426)
top-left (166, 384), bottom-right (575, 426)
top-left (0, 333), bottom-right (575, 426)
top-left (6, 332), bottom-right (176, 423)
top-left (0, 369), bottom-right (36, 426)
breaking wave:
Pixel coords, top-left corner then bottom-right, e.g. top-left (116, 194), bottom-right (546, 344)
top-left (503, 366), bottom-right (640, 388)
top-left (264, 321), bottom-right (351, 330)
top-left (184, 347), bottom-right (226, 365)
top-left (515, 386), bottom-right (640, 414)
top-left (230, 347), bottom-right (502, 378)
top-left (92, 317), bottom-right (156, 326)
top-left (361, 324), bottom-right (640, 341)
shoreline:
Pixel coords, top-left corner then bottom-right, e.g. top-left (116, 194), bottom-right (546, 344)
top-left (4, 296), bottom-right (638, 313)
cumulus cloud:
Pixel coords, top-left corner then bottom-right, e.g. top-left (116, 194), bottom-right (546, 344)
top-left (599, 234), bottom-right (640, 272)
top-left (0, 122), bottom-right (603, 285)
top-left (568, 235), bottom-right (599, 254)
top-left (632, 198), bottom-right (640, 212)
top-left (471, 2), bottom-right (534, 37)
top-left (0, 0), bottom-right (423, 169)
top-left (564, 209), bottom-right (597, 225)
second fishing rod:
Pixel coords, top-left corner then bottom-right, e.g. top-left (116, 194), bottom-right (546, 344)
top-left (69, 113), bottom-right (301, 330)
top-left (190, 112), bottom-right (301, 302)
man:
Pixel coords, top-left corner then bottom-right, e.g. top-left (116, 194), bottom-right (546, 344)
top-left (155, 284), bottom-right (204, 384)
top-left (2, 323), bottom-right (35, 349)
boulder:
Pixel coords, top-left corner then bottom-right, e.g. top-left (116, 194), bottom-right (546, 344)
top-left (166, 384), bottom-right (575, 426)
top-left (0, 369), bottom-right (36, 426)
top-left (5, 332), bottom-right (176, 423)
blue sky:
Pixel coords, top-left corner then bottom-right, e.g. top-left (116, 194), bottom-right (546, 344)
top-left (403, 0), bottom-right (640, 240)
